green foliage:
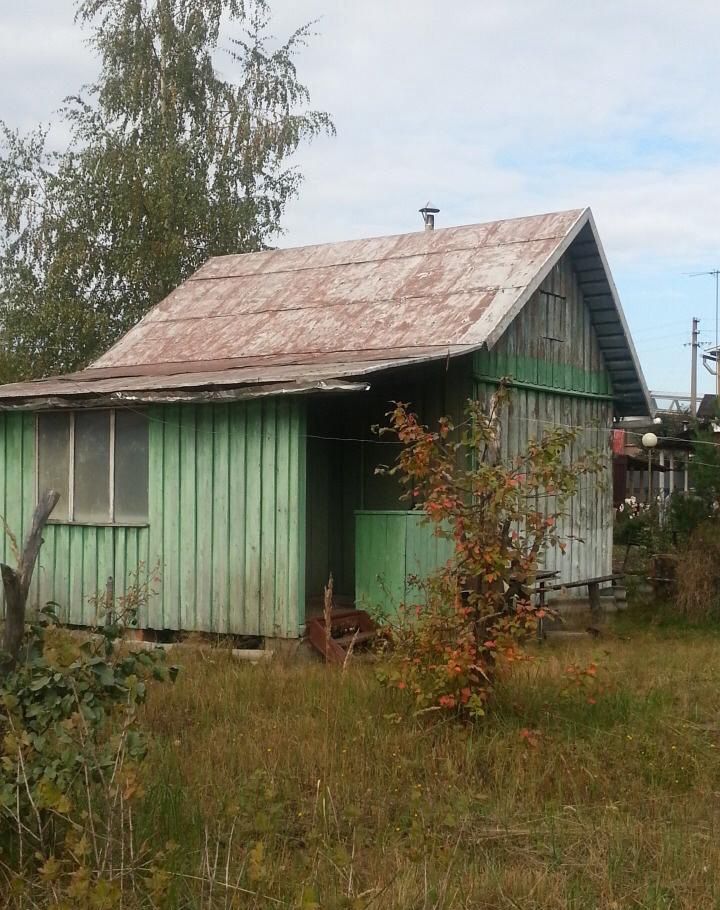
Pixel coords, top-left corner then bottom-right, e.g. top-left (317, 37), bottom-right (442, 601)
top-left (689, 429), bottom-right (720, 509)
top-left (665, 492), bottom-right (710, 544)
top-left (0, 605), bottom-right (177, 901)
top-left (614, 502), bottom-right (652, 548)
top-left (615, 502), bottom-right (673, 553)
top-left (375, 386), bottom-right (605, 720)
top-left (675, 520), bottom-right (720, 620)
top-left (0, 0), bottom-right (333, 380)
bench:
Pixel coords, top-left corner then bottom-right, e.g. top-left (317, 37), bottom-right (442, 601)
top-left (543, 573), bottom-right (624, 615)
top-left (533, 572), bottom-right (624, 638)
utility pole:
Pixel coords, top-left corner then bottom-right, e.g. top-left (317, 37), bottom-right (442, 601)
top-left (691, 316), bottom-right (699, 418)
top-left (690, 269), bottom-right (720, 397)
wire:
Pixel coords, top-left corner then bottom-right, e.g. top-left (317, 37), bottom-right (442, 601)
top-left (30, 385), bottom-right (720, 468)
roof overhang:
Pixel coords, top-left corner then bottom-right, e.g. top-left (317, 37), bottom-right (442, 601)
top-left (0, 374), bottom-right (371, 411)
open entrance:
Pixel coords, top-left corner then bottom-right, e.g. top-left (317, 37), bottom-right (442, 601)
top-left (303, 361), bottom-right (466, 624)
top-left (304, 389), bottom-right (406, 618)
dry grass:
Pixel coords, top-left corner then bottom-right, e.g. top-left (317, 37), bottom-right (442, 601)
top-left (136, 620), bottom-right (720, 909)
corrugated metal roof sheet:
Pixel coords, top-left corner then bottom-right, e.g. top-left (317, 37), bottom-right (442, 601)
top-left (94, 209), bottom-right (582, 370)
top-left (0, 207), bottom-right (652, 415)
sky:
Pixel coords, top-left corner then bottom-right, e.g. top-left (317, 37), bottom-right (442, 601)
top-left (2, 0), bottom-right (720, 398)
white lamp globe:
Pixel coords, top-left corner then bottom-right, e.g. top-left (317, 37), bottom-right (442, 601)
top-left (642, 432), bottom-right (658, 449)
top-left (653, 417), bottom-right (662, 425)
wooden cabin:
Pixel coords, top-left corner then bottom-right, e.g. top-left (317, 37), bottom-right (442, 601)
top-left (0, 208), bottom-right (651, 639)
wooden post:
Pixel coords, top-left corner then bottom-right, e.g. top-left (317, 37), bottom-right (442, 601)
top-left (1, 489), bottom-right (59, 668)
top-left (105, 575), bottom-right (115, 626)
top-left (536, 579), bottom-right (546, 642)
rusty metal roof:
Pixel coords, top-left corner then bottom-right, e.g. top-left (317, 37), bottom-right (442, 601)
top-left (0, 207), bottom-right (651, 415)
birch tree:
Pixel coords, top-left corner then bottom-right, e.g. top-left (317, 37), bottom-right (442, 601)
top-left (0, 0), bottom-right (333, 380)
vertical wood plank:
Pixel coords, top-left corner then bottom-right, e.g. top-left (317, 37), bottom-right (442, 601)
top-left (179, 405), bottom-right (197, 631)
top-left (229, 402), bottom-right (248, 633)
top-left (273, 400), bottom-right (291, 636)
top-left (161, 405), bottom-right (181, 629)
top-left (260, 401), bottom-right (277, 636)
top-left (212, 404), bottom-right (230, 634)
top-left (292, 399), bottom-right (307, 636)
top-left (148, 406), bottom-right (167, 629)
top-left (195, 405), bottom-right (214, 630)
top-left (244, 401), bottom-right (263, 635)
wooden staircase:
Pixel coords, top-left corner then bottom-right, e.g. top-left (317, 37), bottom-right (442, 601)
top-left (306, 609), bottom-right (377, 664)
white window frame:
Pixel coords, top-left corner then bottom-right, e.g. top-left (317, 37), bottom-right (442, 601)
top-left (36, 409), bottom-right (148, 527)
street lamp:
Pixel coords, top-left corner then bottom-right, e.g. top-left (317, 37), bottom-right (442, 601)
top-left (642, 432), bottom-right (658, 505)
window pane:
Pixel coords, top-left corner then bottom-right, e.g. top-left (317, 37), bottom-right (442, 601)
top-left (114, 410), bottom-right (149, 523)
top-left (74, 411), bottom-right (111, 522)
top-left (38, 413), bottom-right (70, 521)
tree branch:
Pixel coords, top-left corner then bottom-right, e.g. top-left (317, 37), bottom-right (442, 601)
top-left (1, 489), bottom-right (59, 668)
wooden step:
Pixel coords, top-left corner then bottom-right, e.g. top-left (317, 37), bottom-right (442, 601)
top-left (306, 609), bottom-right (377, 664)
top-left (335, 630), bottom-right (376, 647)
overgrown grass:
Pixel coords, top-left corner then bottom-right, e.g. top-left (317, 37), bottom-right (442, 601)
top-left (131, 617), bottom-right (720, 909)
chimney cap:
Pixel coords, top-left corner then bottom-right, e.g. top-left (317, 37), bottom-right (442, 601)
top-left (419, 201), bottom-right (440, 215)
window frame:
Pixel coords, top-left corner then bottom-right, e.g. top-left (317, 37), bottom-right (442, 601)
top-left (35, 409), bottom-right (149, 528)
top-left (539, 289), bottom-right (567, 344)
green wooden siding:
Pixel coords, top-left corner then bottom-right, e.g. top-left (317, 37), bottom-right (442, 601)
top-left (0, 411), bottom-right (37, 593)
top-left (353, 251), bottom-right (616, 613)
top-left (145, 399), bottom-right (306, 637)
top-left (0, 399), bottom-right (306, 638)
top-left (475, 254), bottom-right (612, 398)
top-left (472, 252), bottom-right (615, 586)
top-left (355, 510), bottom-right (453, 616)
top-left (471, 381), bottom-right (613, 586)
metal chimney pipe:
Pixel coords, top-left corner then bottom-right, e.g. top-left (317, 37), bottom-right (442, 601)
top-left (419, 202), bottom-right (440, 231)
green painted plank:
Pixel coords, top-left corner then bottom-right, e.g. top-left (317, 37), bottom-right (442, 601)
top-left (260, 401), bottom-right (277, 637)
top-left (160, 405), bottom-right (181, 629)
top-left (195, 405), bottom-right (214, 630)
top-left (54, 525), bottom-right (71, 622)
top-left (20, 412), bottom-right (34, 544)
top-left (273, 400), bottom-right (291, 637)
top-left (305, 436), bottom-right (330, 599)
top-left (291, 400), bottom-right (307, 636)
top-left (179, 406), bottom-right (198, 631)
top-left (137, 528), bottom-right (150, 601)
top-left (95, 527), bottom-right (112, 623)
top-left (244, 401), bottom-right (263, 635)
top-left (354, 514), bottom-right (370, 611)
top-left (33, 523), bottom-right (54, 614)
top-left (505, 323), bottom-right (517, 382)
top-left (229, 402), bottom-right (248, 634)
top-left (3, 415), bottom-right (24, 556)
top-left (84, 528), bottom-right (99, 625)
top-left (114, 528), bottom-right (128, 608)
top-left (68, 529), bottom-right (85, 626)
top-left (147, 405), bottom-right (165, 627)
top-left (212, 404), bottom-right (230, 633)
top-left (370, 514), bottom-right (393, 614)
